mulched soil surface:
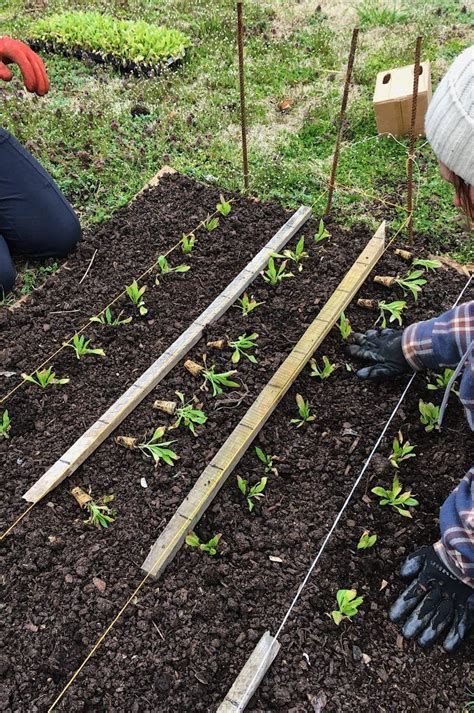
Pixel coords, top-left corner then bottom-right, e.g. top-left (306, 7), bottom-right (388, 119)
top-left (1, 173), bottom-right (472, 713)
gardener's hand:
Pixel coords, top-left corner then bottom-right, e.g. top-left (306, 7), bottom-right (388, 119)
top-left (0, 36), bottom-right (49, 96)
top-left (346, 328), bottom-right (411, 379)
top-left (389, 545), bottom-right (474, 652)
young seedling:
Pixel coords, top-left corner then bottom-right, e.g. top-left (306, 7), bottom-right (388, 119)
top-left (290, 393), bottom-right (316, 428)
top-left (228, 332), bottom-right (259, 364)
top-left (84, 495), bottom-right (117, 529)
top-left (204, 215), bottom-right (219, 232)
top-left (427, 368), bottom-right (458, 395)
top-left (378, 300), bottom-right (406, 328)
top-left (419, 399), bottom-right (441, 432)
top-left (202, 365), bottom-right (239, 397)
top-left (126, 280), bottom-right (148, 316)
top-left (22, 367), bottom-right (69, 389)
top-left (0, 409), bottom-right (11, 439)
top-left (331, 588), bottom-right (363, 625)
top-left (235, 292), bottom-right (264, 317)
top-left (389, 432), bottom-right (416, 468)
top-left (262, 257), bottom-right (293, 285)
top-left (357, 530), bottom-right (377, 550)
top-left (72, 487), bottom-right (117, 529)
top-left (412, 257), bottom-right (442, 272)
top-left (314, 219), bottom-right (330, 244)
top-left (65, 334), bottom-right (105, 359)
top-left (237, 475), bottom-right (268, 512)
top-left (185, 532), bottom-right (221, 555)
top-left (395, 270), bottom-right (427, 302)
top-left (255, 446), bottom-right (278, 475)
top-left (310, 355), bottom-right (337, 380)
top-left (90, 307), bottom-right (132, 327)
top-left (216, 195), bottom-right (232, 216)
top-left (173, 391), bottom-right (207, 435)
top-left (138, 426), bottom-right (179, 466)
top-left (279, 236), bottom-right (308, 272)
top-left (371, 474), bottom-right (419, 517)
top-left (181, 232), bottom-right (196, 254)
top-left (338, 311), bottom-right (352, 340)
top-left (156, 254), bottom-right (190, 279)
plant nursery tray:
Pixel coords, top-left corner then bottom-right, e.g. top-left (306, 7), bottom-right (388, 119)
top-left (1, 172), bottom-right (472, 711)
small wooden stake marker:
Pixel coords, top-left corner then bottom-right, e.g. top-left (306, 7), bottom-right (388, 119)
top-left (141, 222), bottom-right (385, 578)
top-left (22, 206), bottom-right (311, 504)
top-left (218, 631), bottom-right (280, 712)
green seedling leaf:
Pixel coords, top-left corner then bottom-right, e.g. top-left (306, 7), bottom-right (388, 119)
top-left (235, 292), bottom-right (264, 317)
top-left (181, 233), bottom-right (196, 254)
top-left (228, 332), bottom-right (258, 364)
top-left (418, 399), bottom-right (441, 432)
top-left (314, 219), bottom-right (330, 243)
top-left (65, 334), bottom-right (106, 359)
top-left (216, 195), bottom-right (232, 216)
top-left (412, 258), bottom-right (441, 272)
top-left (22, 367), bottom-right (69, 389)
top-left (173, 391), bottom-right (207, 435)
top-left (90, 307), bottom-right (132, 327)
top-left (357, 530), bottom-right (377, 550)
top-left (126, 280), bottom-right (148, 316)
top-left (338, 312), bottom-right (352, 340)
top-left (290, 393), bottom-right (316, 427)
top-left (0, 409), bottom-right (11, 439)
top-left (138, 427), bottom-right (179, 466)
top-left (378, 300), bottom-right (406, 328)
top-left (427, 368), bottom-right (459, 396)
top-left (331, 588), bottom-right (363, 625)
top-left (388, 432), bottom-right (416, 468)
top-left (262, 257), bottom-right (294, 285)
top-left (202, 365), bottom-right (239, 397)
top-left (310, 355), bottom-right (337, 380)
top-left (372, 474), bottom-right (419, 518)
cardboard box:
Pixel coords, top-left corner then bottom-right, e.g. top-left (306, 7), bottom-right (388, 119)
top-left (373, 61), bottom-right (432, 137)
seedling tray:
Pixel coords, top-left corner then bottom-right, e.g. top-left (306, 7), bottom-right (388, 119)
top-left (1, 173), bottom-right (472, 711)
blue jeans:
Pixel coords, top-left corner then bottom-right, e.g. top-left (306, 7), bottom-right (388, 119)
top-left (0, 128), bottom-right (81, 294)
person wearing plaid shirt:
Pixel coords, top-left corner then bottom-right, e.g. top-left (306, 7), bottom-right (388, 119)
top-left (349, 46), bottom-right (473, 654)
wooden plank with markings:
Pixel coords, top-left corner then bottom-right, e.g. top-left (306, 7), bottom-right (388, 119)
top-left (23, 206), bottom-right (312, 504)
top-left (141, 221), bottom-right (385, 576)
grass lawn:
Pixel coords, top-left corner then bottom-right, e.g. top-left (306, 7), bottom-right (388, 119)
top-left (0, 0), bottom-right (472, 298)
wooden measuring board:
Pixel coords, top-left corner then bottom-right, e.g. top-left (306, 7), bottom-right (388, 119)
top-left (218, 631), bottom-right (280, 712)
top-left (22, 206), bottom-right (312, 504)
top-left (141, 221), bottom-right (385, 576)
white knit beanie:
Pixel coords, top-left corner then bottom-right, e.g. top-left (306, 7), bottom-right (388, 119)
top-left (425, 45), bottom-right (473, 185)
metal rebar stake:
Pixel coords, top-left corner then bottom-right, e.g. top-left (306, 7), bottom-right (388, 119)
top-left (407, 36), bottom-right (422, 244)
top-left (325, 27), bottom-right (359, 215)
top-left (237, 1), bottom-right (249, 191)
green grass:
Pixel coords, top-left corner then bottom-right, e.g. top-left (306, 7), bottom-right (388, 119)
top-left (0, 0), bottom-right (472, 284)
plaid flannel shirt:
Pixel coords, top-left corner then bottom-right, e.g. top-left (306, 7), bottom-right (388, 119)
top-left (402, 300), bottom-right (474, 587)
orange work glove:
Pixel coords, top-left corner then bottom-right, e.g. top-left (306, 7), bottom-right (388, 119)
top-left (0, 36), bottom-right (49, 96)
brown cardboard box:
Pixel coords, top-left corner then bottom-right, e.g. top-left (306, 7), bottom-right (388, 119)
top-left (373, 61), bottom-right (432, 136)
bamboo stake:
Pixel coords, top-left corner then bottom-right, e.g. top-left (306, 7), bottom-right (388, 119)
top-left (407, 36), bottom-right (422, 244)
top-left (237, 1), bottom-right (249, 191)
top-left (325, 28), bottom-right (359, 215)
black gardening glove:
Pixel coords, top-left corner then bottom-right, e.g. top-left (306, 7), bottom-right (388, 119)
top-left (346, 328), bottom-right (411, 379)
top-left (389, 545), bottom-right (474, 652)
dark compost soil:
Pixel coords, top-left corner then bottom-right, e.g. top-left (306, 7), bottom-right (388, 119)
top-left (1, 173), bottom-right (472, 713)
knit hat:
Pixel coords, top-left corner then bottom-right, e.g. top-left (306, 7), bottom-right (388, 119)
top-left (425, 45), bottom-right (473, 185)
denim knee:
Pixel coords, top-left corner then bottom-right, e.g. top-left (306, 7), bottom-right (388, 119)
top-left (0, 257), bottom-right (16, 295)
top-left (37, 206), bottom-right (82, 258)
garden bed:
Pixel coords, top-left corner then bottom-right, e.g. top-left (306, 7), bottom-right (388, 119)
top-left (1, 173), bottom-right (472, 712)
